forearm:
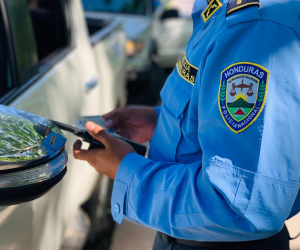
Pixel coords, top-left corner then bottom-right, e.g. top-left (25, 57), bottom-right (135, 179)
top-left (111, 153), bottom-right (298, 240)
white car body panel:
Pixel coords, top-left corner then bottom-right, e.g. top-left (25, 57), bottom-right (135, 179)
top-left (154, 17), bottom-right (193, 68)
top-left (0, 0), bottom-right (126, 249)
top-left (85, 11), bottom-right (153, 73)
top-left (89, 19), bottom-right (127, 112)
top-left (154, 0), bottom-right (193, 68)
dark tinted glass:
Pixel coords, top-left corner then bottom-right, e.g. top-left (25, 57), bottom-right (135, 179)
top-left (5, 0), bottom-right (39, 85)
top-left (82, 0), bottom-right (147, 15)
top-left (0, 6), bottom-right (13, 99)
top-left (27, 0), bottom-right (71, 62)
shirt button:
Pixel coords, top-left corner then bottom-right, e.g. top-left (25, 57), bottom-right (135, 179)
top-left (114, 203), bottom-right (120, 214)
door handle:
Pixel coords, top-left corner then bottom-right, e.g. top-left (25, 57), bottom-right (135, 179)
top-left (85, 76), bottom-right (98, 92)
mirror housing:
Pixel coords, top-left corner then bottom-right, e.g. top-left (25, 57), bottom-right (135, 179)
top-left (0, 105), bottom-right (68, 206)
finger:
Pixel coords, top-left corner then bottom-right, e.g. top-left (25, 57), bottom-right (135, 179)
top-left (73, 147), bottom-right (97, 161)
top-left (102, 108), bottom-right (122, 121)
top-left (116, 127), bottom-right (131, 139)
top-left (125, 104), bottom-right (146, 109)
top-left (105, 111), bottom-right (131, 128)
top-left (86, 122), bottom-right (112, 147)
top-left (73, 139), bottom-right (82, 151)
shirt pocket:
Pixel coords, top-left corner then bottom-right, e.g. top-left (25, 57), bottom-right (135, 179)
top-left (205, 156), bottom-right (300, 232)
top-left (161, 70), bottom-right (193, 118)
top-left (150, 70), bottom-right (193, 162)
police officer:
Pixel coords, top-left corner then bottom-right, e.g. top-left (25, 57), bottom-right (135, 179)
top-left (73, 0), bottom-right (300, 249)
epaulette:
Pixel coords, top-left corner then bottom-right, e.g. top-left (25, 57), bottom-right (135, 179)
top-left (226, 0), bottom-right (260, 16)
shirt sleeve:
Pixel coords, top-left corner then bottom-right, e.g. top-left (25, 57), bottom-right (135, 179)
top-left (111, 19), bottom-right (300, 240)
top-left (154, 106), bottom-right (161, 117)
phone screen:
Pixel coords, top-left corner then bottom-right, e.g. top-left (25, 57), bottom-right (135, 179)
top-left (74, 116), bottom-right (116, 133)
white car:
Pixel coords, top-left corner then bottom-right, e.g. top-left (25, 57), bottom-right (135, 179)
top-left (154, 0), bottom-right (194, 68)
top-left (0, 0), bottom-right (126, 249)
top-left (82, 0), bottom-right (166, 105)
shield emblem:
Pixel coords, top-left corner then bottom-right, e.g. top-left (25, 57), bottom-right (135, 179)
top-left (218, 62), bottom-right (269, 133)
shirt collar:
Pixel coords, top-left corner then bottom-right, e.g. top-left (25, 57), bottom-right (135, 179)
top-left (192, 0), bottom-right (208, 14)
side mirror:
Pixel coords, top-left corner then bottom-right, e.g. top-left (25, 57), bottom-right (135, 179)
top-left (0, 105), bottom-right (68, 206)
top-left (161, 9), bottom-right (179, 20)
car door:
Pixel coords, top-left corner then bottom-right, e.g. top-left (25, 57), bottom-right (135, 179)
top-left (153, 0), bottom-right (193, 68)
top-left (0, 0), bottom-right (101, 249)
top-left (86, 17), bottom-right (127, 113)
top-left (155, 17), bottom-right (193, 68)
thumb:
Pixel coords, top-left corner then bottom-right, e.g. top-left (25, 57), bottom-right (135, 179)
top-left (86, 122), bottom-right (111, 147)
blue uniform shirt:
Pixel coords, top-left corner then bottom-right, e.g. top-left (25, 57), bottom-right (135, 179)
top-left (112, 0), bottom-right (300, 241)
top-left (192, 0), bottom-right (207, 14)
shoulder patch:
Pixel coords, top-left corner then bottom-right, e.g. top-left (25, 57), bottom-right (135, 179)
top-left (218, 62), bottom-right (269, 133)
top-left (176, 56), bottom-right (198, 86)
top-left (226, 0), bottom-right (260, 16)
top-left (202, 0), bottom-right (222, 23)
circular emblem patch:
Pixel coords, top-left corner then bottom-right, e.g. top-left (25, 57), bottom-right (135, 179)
top-left (218, 62), bottom-right (269, 133)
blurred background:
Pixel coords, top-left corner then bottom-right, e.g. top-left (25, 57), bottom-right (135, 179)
top-left (0, 0), bottom-right (299, 250)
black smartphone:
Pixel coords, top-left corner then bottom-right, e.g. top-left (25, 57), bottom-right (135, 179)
top-left (51, 120), bottom-right (147, 156)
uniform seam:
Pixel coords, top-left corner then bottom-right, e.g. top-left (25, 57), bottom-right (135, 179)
top-left (208, 19), bottom-right (299, 56)
top-left (114, 179), bottom-right (128, 188)
top-left (228, 18), bottom-right (299, 32)
top-left (294, 14), bottom-right (300, 34)
top-left (125, 160), bottom-right (150, 218)
top-left (232, 174), bottom-right (243, 205)
top-left (129, 169), bottom-right (187, 193)
top-left (209, 160), bottom-right (300, 187)
top-left (126, 184), bottom-right (130, 218)
top-left (206, 163), bottom-right (260, 233)
top-left (130, 187), bottom-right (178, 193)
top-left (128, 160), bottom-right (151, 188)
top-left (174, 206), bottom-right (228, 216)
top-left (242, 184), bottom-right (253, 222)
top-left (294, 14), bottom-right (300, 29)
top-left (217, 217), bottom-right (261, 236)
top-left (256, 31), bottom-right (277, 183)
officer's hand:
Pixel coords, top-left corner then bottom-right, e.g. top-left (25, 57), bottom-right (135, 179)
top-left (73, 122), bottom-right (136, 179)
top-left (102, 106), bottom-right (158, 144)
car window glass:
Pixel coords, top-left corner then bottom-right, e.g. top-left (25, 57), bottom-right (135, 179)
top-left (82, 0), bottom-right (147, 15)
top-left (0, 0), bottom-right (71, 103)
top-left (0, 9), bottom-right (13, 99)
top-left (5, 0), bottom-right (39, 85)
top-left (26, 0), bottom-right (71, 62)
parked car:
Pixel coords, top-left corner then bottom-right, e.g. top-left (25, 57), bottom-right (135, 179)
top-left (0, 0), bottom-right (126, 249)
top-left (82, 0), bottom-right (166, 105)
top-left (153, 0), bottom-right (194, 68)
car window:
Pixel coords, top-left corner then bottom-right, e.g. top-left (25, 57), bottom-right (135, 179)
top-left (5, 0), bottom-right (39, 85)
top-left (0, 6), bottom-right (14, 99)
top-left (0, 0), bottom-right (72, 104)
top-left (82, 0), bottom-right (147, 15)
top-left (3, 0), bottom-right (71, 88)
top-left (27, 0), bottom-right (72, 62)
